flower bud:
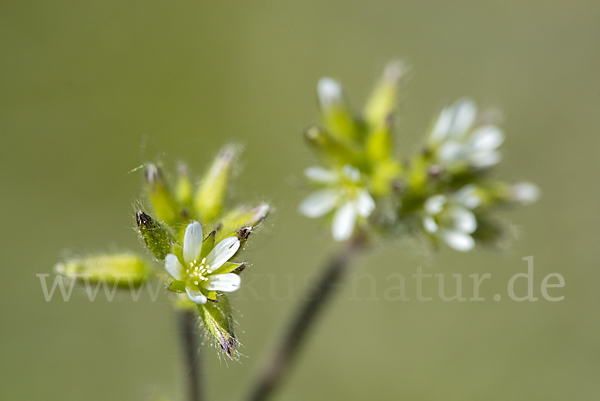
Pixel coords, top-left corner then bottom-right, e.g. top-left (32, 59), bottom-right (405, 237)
top-left (175, 162), bottom-right (193, 209)
top-left (364, 61), bottom-right (404, 129)
top-left (370, 159), bottom-right (402, 197)
top-left (145, 164), bottom-right (182, 226)
top-left (197, 294), bottom-right (238, 358)
top-left (481, 181), bottom-right (541, 207)
top-left (304, 126), bottom-right (361, 167)
top-left (136, 210), bottom-right (172, 261)
top-left (194, 145), bottom-right (239, 223)
top-left (54, 254), bottom-right (151, 288)
top-left (215, 203), bottom-right (270, 243)
top-left (317, 77), bottom-right (358, 142)
top-left (365, 119), bottom-right (393, 163)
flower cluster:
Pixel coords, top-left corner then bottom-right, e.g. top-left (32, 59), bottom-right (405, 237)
top-left (300, 62), bottom-right (539, 251)
top-left (56, 145), bottom-right (270, 357)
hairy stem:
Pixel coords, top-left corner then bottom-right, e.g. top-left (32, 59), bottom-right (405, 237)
top-left (246, 234), bottom-right (367, 401)
top-left (178, 309), bottom-right (204, 401)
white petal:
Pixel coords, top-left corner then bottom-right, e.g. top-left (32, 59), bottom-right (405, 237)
top-left (441, 230), bottom-right (475, 252)
top-left (183, 221), bottom-right (203, 265)
top-left (511, 182), bottom-right (540, 205)
top-left (165, 254), bottom-right (184, 280)
top-left (207, 273), bottom-right (241, 292)
top-left (185, 287), bottom-right (207, 304)
top-left (298, 189), bottom-right (338, 218)
top-left (470, 150), bottom-right (501, 168)
top-left (423, 216), bottom-right (438, 233)
top-left (448, 98), bottom-right (477, 138)
top-left (206, 236), bottom-right (240, 271)
top-left (453, 184), bottom-right (481, 209)
top-left (429, 108), bottom-right (453, 144)
top-left (331, 202), bottom-right (357, 241)
top-left (304, 166), bottom-right (339, 184)
top-left (341, 165), bottom-right (361, 183)
top-left (468, 125), bottom-right (504, 151)
top-left (439, 141), bottom-right (466, 164)
top-left (354, 189), bottom-right (375, 217)
top-left (450, 207), bottom-right (477, 234)
top-left (317, 77), bottom-right (342, 109)
top-left (424, 195), bottom-right (447, 215)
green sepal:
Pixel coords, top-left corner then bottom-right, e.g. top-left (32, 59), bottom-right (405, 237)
top-left (364, 61), bottom-right (403, 130)
top-left (145, 164), bottom-right (183, 226)
top-left (194, 144), bottom-right (239, 223)
top-left (202, 288), bottom-right (218, 302)
top-left (136, 210), bottom-right (173, 261)
top-left (200, 230), bottom-right (216, 260)
top-left (322, 105), bottom-right (359, 144)
top-left (211, 262), bottom-right (245, 276)
top-left (215, 203), bottom-right (270, 243)
top-left (317, 79), bottom-right (361, 143)
top-left (370, 159), bottom-right (402, 197)
top-left (304, 126), bottom-right (364, 168)
top-left (197, 294), bottom-right (238, 358)
top-left (169, 279), bottom-right (187, 293)
top-left (171, 242), bottom-right (185, 265)
top-left (175, 162), bottom-right (193, 210)
top-left (407, 153), bottom-right (430, 195)
top-left (366, 125), bottom-right (393, 164)
top-left (54, 253), bottom-right (152, 289)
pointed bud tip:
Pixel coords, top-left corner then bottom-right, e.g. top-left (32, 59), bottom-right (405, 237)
top-left (253, 203), bottom-right (271, 218)
top-left (305, 126), bottom-right (321, 140)
top-left (383, 61), bottom-right (404, 83)
top-left (237, 226), bottom-right (252, 241)
top-left (317, 77), bottom-right (343, 108)
top-left (218, 144), bottom-right (241, 164)
top-left (144, 163), bottom-right (164, 193)
top-left (145, 163), bottom-right (159, 181)
top-left (135, 210), bottom-right (151, 226)
top-left (234, 262), bottom-right (246, 274)
top-left (177, 161), bottom-right (188, 176)
top-left (510, 182), bottom-right (540, 205)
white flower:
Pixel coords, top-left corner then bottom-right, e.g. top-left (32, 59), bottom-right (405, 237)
top-left (165, 221), bottom-right (242, 304)
top-left (429, 98), bottom-right (504, 169)
top-left (422, 185), bottom-right (481, 252)
top-left (299, 165), bottom-right (375, 241)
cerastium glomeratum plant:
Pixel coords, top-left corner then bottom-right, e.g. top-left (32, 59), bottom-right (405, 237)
top-left (54, 61), bottom-right (538, 401)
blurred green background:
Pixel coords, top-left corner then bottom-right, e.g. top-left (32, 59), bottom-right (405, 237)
top-left (1, 0), bottom-right (599, 400)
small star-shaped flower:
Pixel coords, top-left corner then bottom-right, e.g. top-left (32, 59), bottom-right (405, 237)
top-left (299, 165), bottom-right (375, 241)
top-left (165, 221), bottom-right (242, 304)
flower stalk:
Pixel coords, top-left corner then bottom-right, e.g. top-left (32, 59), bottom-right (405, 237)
top-left (178, 309), bottom-right (204, 401)
top-left (246, 234), bottom-right (367, 401)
